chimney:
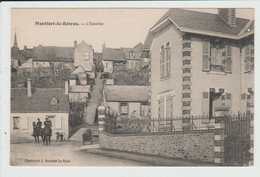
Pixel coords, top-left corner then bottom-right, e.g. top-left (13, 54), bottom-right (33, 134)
top-left (218, 8), bottom-right (236, 27)
top-left (24, 45), bottom-right (27, 50)
top-left (27, 78), bottom-right (32, 97)
top-left (65, 80), bottom-right (69, 95)
top-left (102, 42), bottom-right (106, 52)
top-left (74, 40), bottom-right (77, 48)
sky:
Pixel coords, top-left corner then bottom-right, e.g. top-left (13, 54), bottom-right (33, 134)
top-left (11, 8), bottom-right (254, 52)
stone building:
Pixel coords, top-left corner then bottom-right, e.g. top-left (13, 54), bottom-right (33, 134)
top-left (142, 8), bottom-right (254, 117)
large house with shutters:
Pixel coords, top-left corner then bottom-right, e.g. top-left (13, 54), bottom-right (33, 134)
top-left (142, 8), bottom-right (254, 118)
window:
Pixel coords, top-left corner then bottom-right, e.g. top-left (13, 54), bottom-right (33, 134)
top-left (166, 96), bottom-right (173, 117)
top-left (84, 52), bottom-right (90, 60)
top-left (244, 44), bottom-right (254, 73)
top-left (202, 40), bottom-right (232, 73)
top-left (141, 102), bottom-right (149, 116)
top-left (158, 94), bottom-right (173, 118)
top-left (130, 51), bottom-right (135, 59)
top-left (160, 42), bottom-right (171, 79)
top-left (120, 103), bottom-right (128, 116)
top-left (158, 98), bottom-right (165, 118)
top-left (13, 117), bottom-right (20, 129)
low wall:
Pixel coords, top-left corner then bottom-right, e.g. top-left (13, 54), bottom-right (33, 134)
top-left (99, 131), bottom-right (216, 163)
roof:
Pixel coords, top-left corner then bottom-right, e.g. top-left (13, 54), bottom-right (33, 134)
top-left (71, 65), bottom-right (86, 75)
top-left (20, 49), bottom-right (34, 60)
top-left (143, 8), bottom-right (254, 50)
top-left (11, 88), bottom-right (69, 113)
top-left (153, 9), bottom-right (250, 36)
top-left (33, 46), bottom-right (74, 62)
top-left (11, 47), bottom-right (26, 64)
top-left (69, 85), bottom-right (91, 93)
top-left (102, 48), bottom-right (126, 61)
top-left (18, 59), bottom-right (33, 69)
top-left (102, 43), bottom-right (143, 61)
top-left (104, 85), bottom-right (150, 102)
top-left (94, 52), bottom-right (103, 64)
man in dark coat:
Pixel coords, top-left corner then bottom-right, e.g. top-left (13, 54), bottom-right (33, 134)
top-left (44, 118), bottom-right (52, 136)
top-left (36, 118), bottom-right (42, 128)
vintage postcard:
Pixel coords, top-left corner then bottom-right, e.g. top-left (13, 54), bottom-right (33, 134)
top-left (0, 1), bottom-right (259, 177)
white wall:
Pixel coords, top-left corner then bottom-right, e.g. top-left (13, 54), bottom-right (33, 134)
top-left (10, 113), bottom-right (69, 138)
top-left (150, 23), bottom-right (183, 117)
top-left (102, 61), bottom-right (113, 73)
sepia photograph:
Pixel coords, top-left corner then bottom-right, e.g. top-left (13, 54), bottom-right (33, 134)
top-left (6, 6), bottom-right (255, 168)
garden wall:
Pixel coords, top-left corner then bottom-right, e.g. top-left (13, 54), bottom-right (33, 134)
top-left (99, 131), bottom-right (216, 162)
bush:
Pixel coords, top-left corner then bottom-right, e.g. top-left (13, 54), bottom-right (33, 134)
top-left (111, 68), bottom-right (149, 86)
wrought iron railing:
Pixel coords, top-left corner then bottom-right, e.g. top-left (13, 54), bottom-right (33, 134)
top-left (104, 114), bottom-right (253, 135)
top-left (104, 115), bottom-right (227, 134)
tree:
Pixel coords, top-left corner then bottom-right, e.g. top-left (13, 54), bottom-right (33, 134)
top-left (111, 68), bottom-right (150, 86)
top-left (69, 103), bottom-right (86, 128)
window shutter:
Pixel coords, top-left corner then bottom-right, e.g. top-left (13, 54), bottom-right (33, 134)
top-left (245, 45), bottom-right (250, 72)
top-left (240, 93), bottom-right (247, 115)
top-left (202, 92), bottom-right (209, 116)
top-left (202, 41), bottom-right (210, 71)
top-left (250, 45), bottom-right (254, 71)
top-left (55, 116), bottom-right (62, 129)
top-left (159, 98), bottom-right (165, 118)
top-left (225, 45), bottom-right (232, 73)
top-left (20, 117), bottom-right (28, 130)
top-left (166, 47), bottom-right (171, 76)
top-left (225, 93), bottom-right (232, 115)
top-left (166, 96), bottom-right (173, 117)
top-left (160, 52), bottom-right (163, 78)
top-left (246, 94), bottom-right (254, 115)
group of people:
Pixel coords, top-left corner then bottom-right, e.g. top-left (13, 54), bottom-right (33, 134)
top-left (32, 118), bottom-right (52, 136)
top-left (32, 118), bottom-right (66, 142)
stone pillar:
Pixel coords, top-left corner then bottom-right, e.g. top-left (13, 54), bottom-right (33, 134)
top-left (98, 106), bottom-right (106, 133)
top-left (249, 118), bottom-right (254, 165)
top-left (214, 121), bottom-right (225, 164)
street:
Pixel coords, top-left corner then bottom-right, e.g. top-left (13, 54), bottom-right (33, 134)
top-left (10, 140), bottom-right (215, 166)
top-left (10, 141), bottom-right (151, 166)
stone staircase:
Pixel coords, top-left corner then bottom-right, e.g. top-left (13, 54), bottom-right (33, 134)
top-left (69, 74), bottom-right (103, 141)
top-left (83, 75), bottom-right (103, 124)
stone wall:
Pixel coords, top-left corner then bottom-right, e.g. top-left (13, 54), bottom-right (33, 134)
top-left (99, 131), bottom-right (215, 162)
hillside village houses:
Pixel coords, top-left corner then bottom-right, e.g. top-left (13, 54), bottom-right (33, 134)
top-left (100, 42), bottom-right (148, 75)
top-left (141, 8), bottom-right (254, 119)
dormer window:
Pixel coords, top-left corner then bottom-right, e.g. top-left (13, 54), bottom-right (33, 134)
top-left (51, 98), bottom-right (58, 105)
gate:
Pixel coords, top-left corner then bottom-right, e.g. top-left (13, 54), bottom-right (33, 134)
top-left (224, 114), bottom-right (253, 165)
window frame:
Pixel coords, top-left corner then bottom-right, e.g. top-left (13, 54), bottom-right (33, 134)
top-left (13, 116), bottom-right (20, 129)
top-left (160, 42), bottom-right (171, 79)
top-left (140, 102), bottom-right (149, 116)
top-left (119, 102), bottom-right (128, 116)
top-left (158, 94), bottom-right (173, 118)
top-left (202, 40), bottom-right (233, 73)
top-left (244, 44), bottom-right (254, 73)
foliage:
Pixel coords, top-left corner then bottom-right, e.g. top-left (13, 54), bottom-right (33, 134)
top-left (111, 68), bottom-right (149, 86)
top-left (69, 102), bottom-right (86, 128)
top-left (11, 62), bottom-right (72, 88)
top-left (96, 62), bottom-right (104, 72)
